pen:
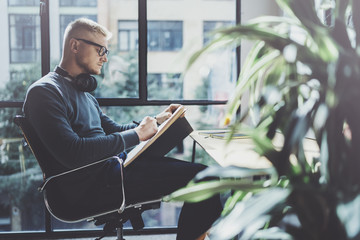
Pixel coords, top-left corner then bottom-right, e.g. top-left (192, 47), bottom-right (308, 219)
top-left (133, 121), bottom-right (140, 126)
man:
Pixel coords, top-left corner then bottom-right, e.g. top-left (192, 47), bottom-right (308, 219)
top-left (23, 18), bottom-right (222, 240)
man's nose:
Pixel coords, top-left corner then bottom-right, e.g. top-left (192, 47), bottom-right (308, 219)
top-left (101, 55), bottom-right (108, 62)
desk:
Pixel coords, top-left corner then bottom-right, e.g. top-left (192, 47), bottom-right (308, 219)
top-left (190, 130), bottom-right (320, 169)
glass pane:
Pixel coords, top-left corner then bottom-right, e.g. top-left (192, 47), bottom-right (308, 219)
top-left (97, 2), bottom-right (140, 99)
top-left (1, 2), bottom-right (43, 226)
top-left (0, 107), bottom-right (45, 232)
top-left (147, 0), bottom-right (237, 101)
top-left (8, 14), bottom-right (41, 65)
top-left (2, 12), bottom-right (41, 99)
top-left (148, 73), bottom-right (183, 100)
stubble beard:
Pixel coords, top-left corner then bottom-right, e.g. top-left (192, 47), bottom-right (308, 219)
top-left (76, 56), bottom-right (101, 75)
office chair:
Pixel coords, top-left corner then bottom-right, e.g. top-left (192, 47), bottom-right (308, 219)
top-left (14, 115), bottom-right (161, 240)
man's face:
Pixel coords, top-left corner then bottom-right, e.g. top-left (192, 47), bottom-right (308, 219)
top-left (74, 33), bottom-right (108, 75)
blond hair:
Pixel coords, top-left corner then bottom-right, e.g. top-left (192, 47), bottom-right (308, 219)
top-left (64, 18), bottom-right (112, 43)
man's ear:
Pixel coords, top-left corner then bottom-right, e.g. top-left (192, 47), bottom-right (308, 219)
top-left (69, 38), bottom-right (79, 53)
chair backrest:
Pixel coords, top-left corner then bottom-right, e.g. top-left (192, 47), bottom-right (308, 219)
top-left (14, 115), bottom-right (125, 222)
top-left (14, 115), bottom-right (68, 178)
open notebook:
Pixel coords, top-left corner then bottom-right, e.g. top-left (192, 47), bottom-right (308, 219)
top-left (124, 105), bottom-right (193, 167)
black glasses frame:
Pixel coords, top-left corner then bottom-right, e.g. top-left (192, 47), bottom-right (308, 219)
top-left (75, 38), bottom-right (109, 56)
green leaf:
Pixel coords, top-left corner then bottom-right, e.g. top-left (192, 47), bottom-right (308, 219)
top-left (252, 227), bottom-right (294, 240)
top-left (277, 0), bottom-right (323, 28)
top-left (163, 166), bottom-right (278, 203)
top-left (226, 48), bottom-right (282, 120)
top-left (222, 191), bottom-right (252, 216)
top-left (251, 125), bottom-right (276, 156)
top-left (163, 180), bottom-right (262, 203)
top-left (209, 188), bottom-right (290, 240)
top-left (337, 193), bottom-right (360, 238)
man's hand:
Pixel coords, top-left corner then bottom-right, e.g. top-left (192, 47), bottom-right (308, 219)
top-left (134, 116), bottom-right (158, 141)
top-left (155, 104), bottom-right (181, 125)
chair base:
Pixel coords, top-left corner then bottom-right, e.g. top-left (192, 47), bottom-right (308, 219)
top-left (95, 224), bottom-right (125, 240)
top-left (116, 226), bottom-right (124, 240)
top-left (93, 200), bottom-right (162, 240)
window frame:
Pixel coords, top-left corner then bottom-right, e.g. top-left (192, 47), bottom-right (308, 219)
top-left (0, 0), bottom-right (241, 238)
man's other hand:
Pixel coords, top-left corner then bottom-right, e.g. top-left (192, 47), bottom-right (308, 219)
top-left (155, 104), bottom-right (181, 125)
top-left (134, 116), bottom-right (158, 141)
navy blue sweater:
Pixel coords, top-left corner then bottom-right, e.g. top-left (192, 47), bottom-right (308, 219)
top-left (23, 72), bottom-right (139, 169)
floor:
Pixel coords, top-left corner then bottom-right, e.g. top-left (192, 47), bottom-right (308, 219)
top-left (67, 234), bottom-right (176, 240)
top-left (67, 233), bottom-right (211, 240)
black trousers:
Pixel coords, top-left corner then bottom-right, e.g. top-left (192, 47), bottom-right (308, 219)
top-left (108, 156), bottom-right (223, 240)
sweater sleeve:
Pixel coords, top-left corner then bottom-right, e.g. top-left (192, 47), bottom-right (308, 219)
top-left (23, 84), bottom-right (139, 169)
top-left (86, 93), bottom-right (138, 134)
top-left (86, 94), bottom-right (139, 150)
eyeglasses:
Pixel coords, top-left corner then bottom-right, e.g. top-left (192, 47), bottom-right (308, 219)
top-left (75, 38), bottom-right (109, 56)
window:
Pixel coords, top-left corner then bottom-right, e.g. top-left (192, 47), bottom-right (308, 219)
top-left (8, 0), bottom-right (37, 6)
top-left (148, 21), bottom-right (183, 51)
top-left (9, 14), bottom-right (40, 63)
top-left (1, 0), bottom-right (241, 237)
top-left (199, 20), bottom-right (238, 122)
top-left (59, 0), bottom-right (97, 7)
top-left (118, 20), bottom-right (138, 51)
top-left (118, 20), bottom-right (183, 52)
top-left (203, 21), bottom-right (234, 44)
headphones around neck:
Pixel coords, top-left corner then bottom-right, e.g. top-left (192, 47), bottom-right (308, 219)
top-left (54, 66), bottom-right (97, 92)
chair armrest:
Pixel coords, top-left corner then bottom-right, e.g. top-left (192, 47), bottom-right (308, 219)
top-left (39, 156), bottom-right (123, 192)
top-left (41, 156), bottom-right (126, 222)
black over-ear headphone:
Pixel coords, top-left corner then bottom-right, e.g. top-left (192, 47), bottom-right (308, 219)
top-left (54, 66), bottom-right (97, 92)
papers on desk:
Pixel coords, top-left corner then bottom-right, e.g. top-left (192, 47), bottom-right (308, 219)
top-left (198, 130), bottom-right (250, 140)
top-left (191, 130), bottom-right (271, 169)
top-left (191, 130), bottom-right (319, 169)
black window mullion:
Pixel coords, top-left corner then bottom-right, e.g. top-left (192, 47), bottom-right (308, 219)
top-left (235, 0), bottom-right (241, 117)
top-left (40, 0), bottom-right (50, 77)
top-left (39, 0), bottom-right (52, 233)
top-left (138, 0), bottom-right (147, 102)
top-left (236, 0), bottom-right (241, 79)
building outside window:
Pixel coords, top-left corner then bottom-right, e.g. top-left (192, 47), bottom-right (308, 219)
top-left (59, 0), bottom-right (97, 7)
top-left (118, 20), bottom-right (183, 52)
top-left (203, 20), bottom-right (233, 44)
top-left (8, 0), bottom-right (37, 6)
top-left (118, 20), bottom-right (138, 51)
top-left (148, 21), bottom-right (183, 51)
top-left (9, 14), bottom-right (40, 63)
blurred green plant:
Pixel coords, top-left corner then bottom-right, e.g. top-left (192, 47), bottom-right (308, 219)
top-left (165, 0), bottom-right (360, 239)
top-left (0, 63), bottom-right (44, 230)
